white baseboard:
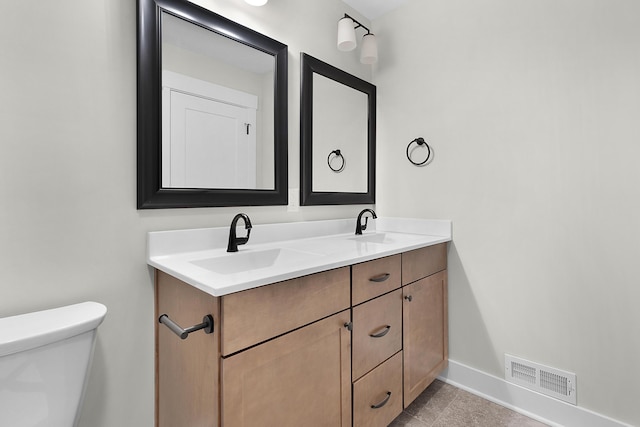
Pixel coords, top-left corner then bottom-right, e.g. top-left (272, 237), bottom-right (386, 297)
top-left (438, 360), bottom-right (632, 427)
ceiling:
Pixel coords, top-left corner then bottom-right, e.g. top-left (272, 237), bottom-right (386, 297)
top-left (341, 0), bottom-right (410, 20)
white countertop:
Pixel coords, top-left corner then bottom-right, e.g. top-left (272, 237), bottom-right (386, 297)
top-left (147, 217), bottom-right (452, 297)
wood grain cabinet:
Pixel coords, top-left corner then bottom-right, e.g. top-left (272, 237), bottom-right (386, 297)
top-left (221, 311), bottom-right (351, 427)
top-left (352, 289), bottom-right (402, 380)
top-left (401, 243), bottom-right (448, 407)
top-left (155, 243), bottom-right (447, 427)
top-left (353, 352), bottom-right (403, 427)
top-left (219, 267), bottom-right (352, 426)
top-left (155, 271), bottom-right (220, 427)
top-left (352, 254), bottom-right (401, 305)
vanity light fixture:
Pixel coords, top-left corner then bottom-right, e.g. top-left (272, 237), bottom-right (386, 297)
top-left (244, 0), bottom-right (268, 6)
top-left (337, 13), bottom-right (378, 64)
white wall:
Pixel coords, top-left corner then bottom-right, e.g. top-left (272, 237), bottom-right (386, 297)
top-left (0, 0), bottom-right (371, 426)
top-left (374, 0), bottom-right (640, 424)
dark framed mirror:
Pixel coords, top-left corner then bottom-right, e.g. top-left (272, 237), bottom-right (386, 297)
top-left (300, 53), bottom-right (375, 206)
top-left (137, 0), bottom-right (288, 208)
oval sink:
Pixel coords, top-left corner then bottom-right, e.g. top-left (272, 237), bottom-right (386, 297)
top-left (347, 232), bottom-right (426, 245)
top-left (348, 233), bottom-right (396, 244)
top-left (190, 248), bottom-right (319, 275)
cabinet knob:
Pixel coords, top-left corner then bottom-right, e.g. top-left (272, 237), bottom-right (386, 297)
top-left (344, 322), bottom-right (353, 331)
top-left (404, 295), bottom-right (413, 302)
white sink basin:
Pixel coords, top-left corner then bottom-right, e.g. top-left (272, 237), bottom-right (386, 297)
top-left (348, 233), bottom-right (398, 244)
top-left (347, 232), bottom-right (429, 245)
top-left (190, 248), bottom-right (319, 275)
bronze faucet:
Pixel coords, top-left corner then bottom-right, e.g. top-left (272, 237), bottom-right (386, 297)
top-left (227, 213), bottom-right (252, 252)
top-left (355, 209), bottom-right (377, 235)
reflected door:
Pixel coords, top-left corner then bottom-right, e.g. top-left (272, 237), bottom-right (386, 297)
top-left (164, 90), bottom-right (257, 189)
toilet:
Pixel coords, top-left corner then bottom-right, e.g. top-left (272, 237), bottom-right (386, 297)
top-left (0, 301), bottom-right (107, 427)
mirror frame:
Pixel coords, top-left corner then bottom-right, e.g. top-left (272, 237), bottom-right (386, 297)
top-left (137, 0), bottom-right (288, 208)
top-left (300, 53), bottom-right (376, 206)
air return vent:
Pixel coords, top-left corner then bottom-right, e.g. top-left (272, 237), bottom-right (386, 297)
top-left (505, 354), bottom-right (576, 405)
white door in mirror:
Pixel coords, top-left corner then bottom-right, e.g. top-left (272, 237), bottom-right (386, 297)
top-left (162, 71), bottom-right (258, 189)
top-left (166, 91), bottom-right (256, 189)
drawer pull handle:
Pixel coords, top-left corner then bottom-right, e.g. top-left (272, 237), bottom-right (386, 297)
top-left (159, 314), bottom-right (214, 340)
top-left (369, 325), bottom-right (391, 338)
top-left (369, 273), bottom-right (391, 283)
top-left (344, 322), bottom-right (353, 331)
top-left (371, 391), bottom-right (392, 409)
top-left (404, 295), bottom-right (413, 302)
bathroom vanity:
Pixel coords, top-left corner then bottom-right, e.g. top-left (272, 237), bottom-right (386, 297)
top-left (149, 218), bottom-right (451, 427)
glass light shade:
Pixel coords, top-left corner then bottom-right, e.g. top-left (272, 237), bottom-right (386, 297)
top-left (337, 17), bottom-right (357, 51)
top-left (360, 33), bottom-right (378, 64)
top-left (244, 0), bottom-right (268, 5)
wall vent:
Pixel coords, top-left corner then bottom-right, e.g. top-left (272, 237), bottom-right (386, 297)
top-left (505, 354), bottom-right (576, 405)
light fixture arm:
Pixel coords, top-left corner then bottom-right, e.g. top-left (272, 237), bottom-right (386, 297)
top-left (342, 13), bottom-right (372, 35)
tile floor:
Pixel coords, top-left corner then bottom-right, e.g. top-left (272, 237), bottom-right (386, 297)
top-left (389, 380), bottom-right (549, 427)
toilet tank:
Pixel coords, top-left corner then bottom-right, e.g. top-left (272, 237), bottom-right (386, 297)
top-left (0, 302), bottom-right (107, 427)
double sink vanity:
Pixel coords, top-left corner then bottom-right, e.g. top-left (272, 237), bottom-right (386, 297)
top-left (138, 1), bottom-right (450, 425)
top-left (149, 216), bottom-right (452, 427)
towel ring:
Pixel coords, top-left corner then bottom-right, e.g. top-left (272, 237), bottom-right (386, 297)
top-left (327, 149), bottom-right (345, 172)
top-left (406, 137), bottom-right (432, 166)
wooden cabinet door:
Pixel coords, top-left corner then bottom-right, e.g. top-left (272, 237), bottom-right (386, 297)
top-left (221, 310), bottom-right (351, 427)
top-left (402, 270), bottom-right (448, 407)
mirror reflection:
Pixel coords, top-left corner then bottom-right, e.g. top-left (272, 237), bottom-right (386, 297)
top-left (312, 73), bottom-right (368, 193)
top-left (161, 12), bottom-right (275, 190)
top-left (300, 53), bottom-right (376, 206)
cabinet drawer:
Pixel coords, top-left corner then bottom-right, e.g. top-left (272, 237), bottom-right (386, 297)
top-left (352, 289), bottom-right (402, 380)
top-left (221, 267), bottom-right (350, 355)
top-left (353, 351), bottom-right (403, 427)
top-left (352, 254), bottom-right (401, 305)
top-left (402, 243), bottom-right (447, 285)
